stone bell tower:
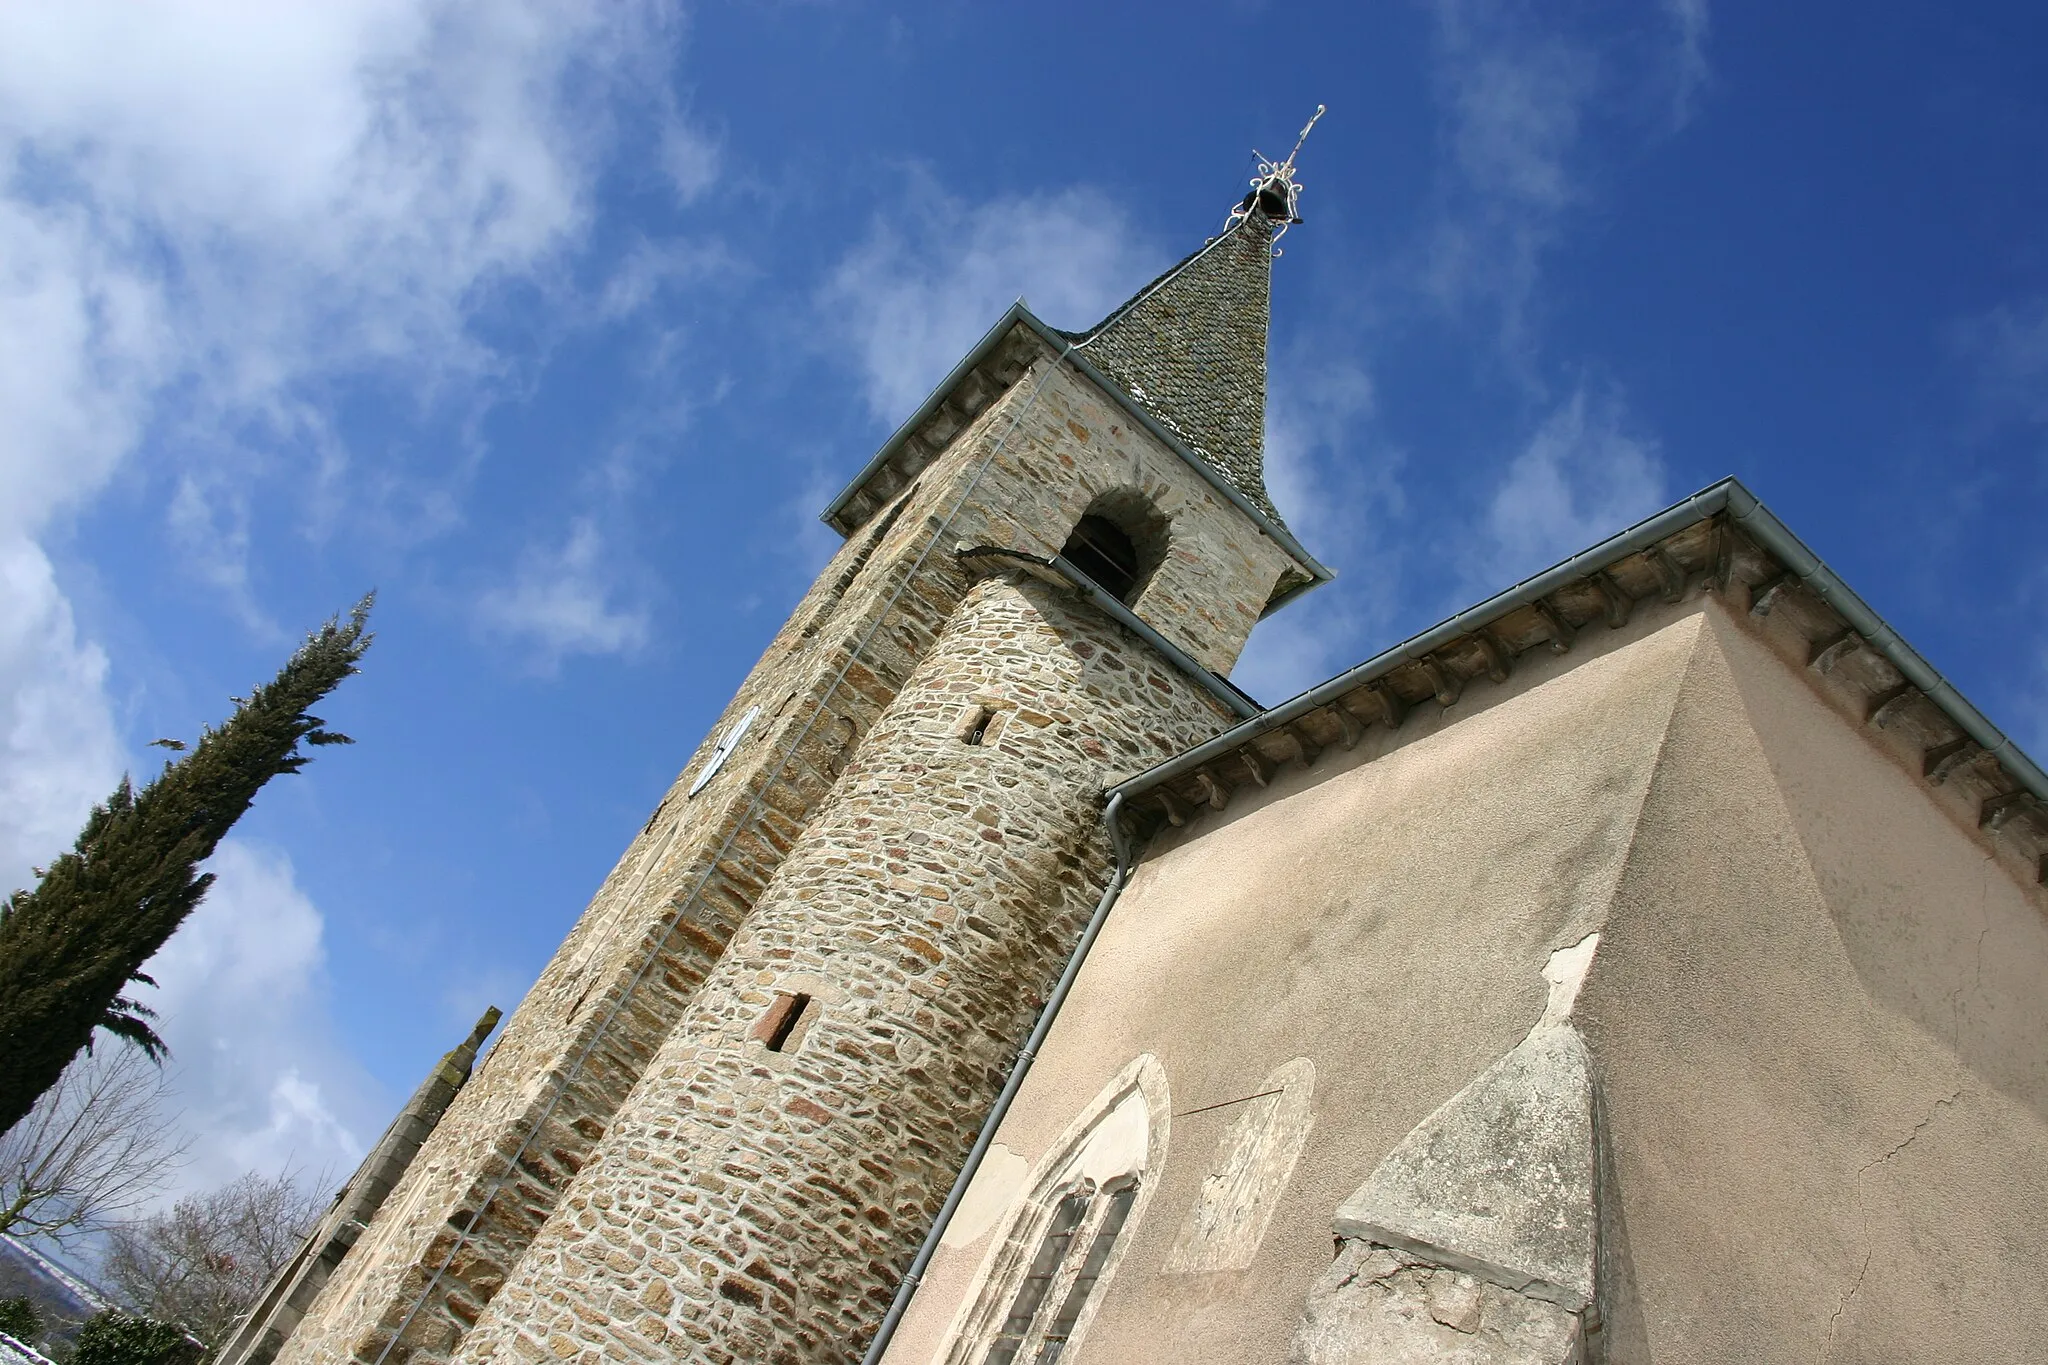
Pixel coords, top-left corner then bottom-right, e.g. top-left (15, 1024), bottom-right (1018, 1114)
top-left (264, 147), bottom-right (1329, 1365)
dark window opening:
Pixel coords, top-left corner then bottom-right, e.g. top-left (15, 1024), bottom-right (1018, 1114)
top-left (1033, 1180), bottom-right (1137, 1363)
top-left (752, 992), bottom-right (813, 1052)
top-left (1060, 516), bottom-right (1140, 604)
top-left (986, 1186), bottom-right (1092, 1365)
top-left (965, 707), bottom-right (993, 746)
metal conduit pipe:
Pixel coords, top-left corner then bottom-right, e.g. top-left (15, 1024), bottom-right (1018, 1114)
top-left (860, 791), bottom-right (1136, 1365)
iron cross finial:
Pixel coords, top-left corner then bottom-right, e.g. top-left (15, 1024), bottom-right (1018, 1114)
top-left (1230, 105), bottom-right (1326, 249)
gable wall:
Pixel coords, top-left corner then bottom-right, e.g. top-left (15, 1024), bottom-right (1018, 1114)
top-left (881, 593), bottom-right (2048, 1363)
top-left (1578, 607), bottom-right (2048, 1361)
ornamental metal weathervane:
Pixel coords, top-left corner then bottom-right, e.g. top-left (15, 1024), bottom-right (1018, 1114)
top-left (1229, 103), bottom-right (1326, 254)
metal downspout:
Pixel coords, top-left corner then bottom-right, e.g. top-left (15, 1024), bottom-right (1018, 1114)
top-left (860, 791), bottom-right (1136, 1365)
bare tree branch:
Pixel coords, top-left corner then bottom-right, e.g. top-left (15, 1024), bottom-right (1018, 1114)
top-left (100, 1172), bottom-right (327, 1351)
top-left (0, 1049), bottom-right (188, 1246)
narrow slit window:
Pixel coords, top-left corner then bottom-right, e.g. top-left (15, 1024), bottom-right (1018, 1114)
top-left (751, 992), bottom-right (813, 1052)
top-left (1059, 516), bottom-right (1140, 603)
top-left (965, 706), bottom-right (993, 746)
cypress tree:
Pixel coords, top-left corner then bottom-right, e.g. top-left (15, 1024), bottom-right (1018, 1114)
top-left (0, 598), bottom-right (373, 1136)
top-left (0, 1296), bottom-right (41, 1344)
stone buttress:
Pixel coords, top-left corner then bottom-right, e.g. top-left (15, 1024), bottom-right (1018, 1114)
top-left (220, 1010), bottom-right (504, 1365)
top-left (273, 197), bottom-right (1317, 1365)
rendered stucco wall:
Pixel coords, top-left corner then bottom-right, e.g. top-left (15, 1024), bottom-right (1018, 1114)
top-left (1577, 608), bottom-right (2048, 1361)
top-left (884, 597), bottom-right (2048, 1364)
top-left (883, 601), bottom-right (1707, 1364)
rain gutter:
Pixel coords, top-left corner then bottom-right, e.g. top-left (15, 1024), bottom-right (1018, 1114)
top-left (1108, 476), bottom-right (2048, 807)
top-left (1722, 482), bottom-right (2048, 802)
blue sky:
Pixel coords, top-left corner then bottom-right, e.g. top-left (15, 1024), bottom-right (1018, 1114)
top-left (2, 1), bottom-right (2043, 1193)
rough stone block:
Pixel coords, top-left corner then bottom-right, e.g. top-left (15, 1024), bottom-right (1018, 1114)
top-left (1332, 1024), bottom-right (1595, 1310)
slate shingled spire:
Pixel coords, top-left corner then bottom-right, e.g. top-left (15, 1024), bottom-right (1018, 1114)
top-left (1065, 109), bottom-right (1321, 525)
top-left (1066, 214), bottom-right (1282, 519)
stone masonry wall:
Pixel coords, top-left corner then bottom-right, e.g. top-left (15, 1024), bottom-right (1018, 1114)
top-left (275, 325), bottom-right (1308, 1365)
top-left (271, 455), bottom-right (992, 1365)
top-left (945, 339), bottom-right (1299, 677)
top-left (448, 570), bottom-right (1243, 1365)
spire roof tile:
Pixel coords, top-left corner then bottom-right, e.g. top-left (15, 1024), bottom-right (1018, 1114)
top-left (1066, 212), bottom-right (1281, 522)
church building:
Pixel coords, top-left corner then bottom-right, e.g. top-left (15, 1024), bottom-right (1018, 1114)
top-left (229, 136), bottom-right (2048, 1365)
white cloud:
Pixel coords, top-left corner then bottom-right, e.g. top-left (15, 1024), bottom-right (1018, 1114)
top-left (1422, 5), bottom-right (1598, 361)
top-left (1442, 31), bottom-right (1594, 217)
top-left (140, 839), bottom-right (384, 1193)
top-left (0, 197), bottom-right (171, 540)
top-left (659, 118), bottom-right (722, 204)
top-left (1662, 0), bottom-right (1713, 127)
top-left (0, 0), bottom-right (701, 589)
top-left (1420, 1), bottom-right (1711, 364)
top-left (1957, 296), bottom-right (2048, 429)
top-left (167, 472), bottom-right (276, 640)
top-left (596, 236), bottom-right (738, 324)
top-left (1473, 386), bottom-right (1668, 591)
top-left (820, 179), bottom-right (1159, 421)
top-left (0, 0), bottom-right (696, 1192)
top-left (0, 536), bottom-right (123, 895)
top-left (476, 516), bottom-right (650, 666)
top-left (1235, 357), bottom-right (1406, 703)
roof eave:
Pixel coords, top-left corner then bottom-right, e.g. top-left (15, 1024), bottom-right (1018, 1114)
top-left (1109, 477), bottom-right (2048, 814)
top-left (817, 302), bottom-right (1334, 600)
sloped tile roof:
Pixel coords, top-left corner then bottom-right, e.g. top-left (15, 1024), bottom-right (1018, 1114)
top-left (1066, 211), bottom-right (1281, 522)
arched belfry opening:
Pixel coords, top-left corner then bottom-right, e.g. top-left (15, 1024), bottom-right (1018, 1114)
top-left (1060, 516), bottom-right (1139, 601)
top-left (1059, 492), bottom-right (1168, 606)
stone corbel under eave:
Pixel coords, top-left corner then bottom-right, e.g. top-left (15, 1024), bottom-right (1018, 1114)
top-left (1287, 1022), bottom-right (1598, 1365)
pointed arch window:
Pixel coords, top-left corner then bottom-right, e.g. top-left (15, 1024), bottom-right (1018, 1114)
top-left (982, 1175), bottom-right (1138, 1365)
top-left (944, 1057), bottom-right (1169, 1365)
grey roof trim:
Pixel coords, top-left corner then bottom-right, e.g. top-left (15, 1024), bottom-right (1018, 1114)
top-left (818, 303), bottom-right (1028, 530)
top-left (957, 546), bottom-right (1262, 721)
top-left (1108, 477), bottom-right (2048, 808)
top-left (817, 302), bottom-right (1334, 599)
top-left (1059, 217), bottom-right (1250, 346)
top-left (1723, 481), bottom-right (2048, 802)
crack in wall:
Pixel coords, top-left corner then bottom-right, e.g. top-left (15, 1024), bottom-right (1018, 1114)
top-left (1819, 1087), bottom-right (1966, 1363)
